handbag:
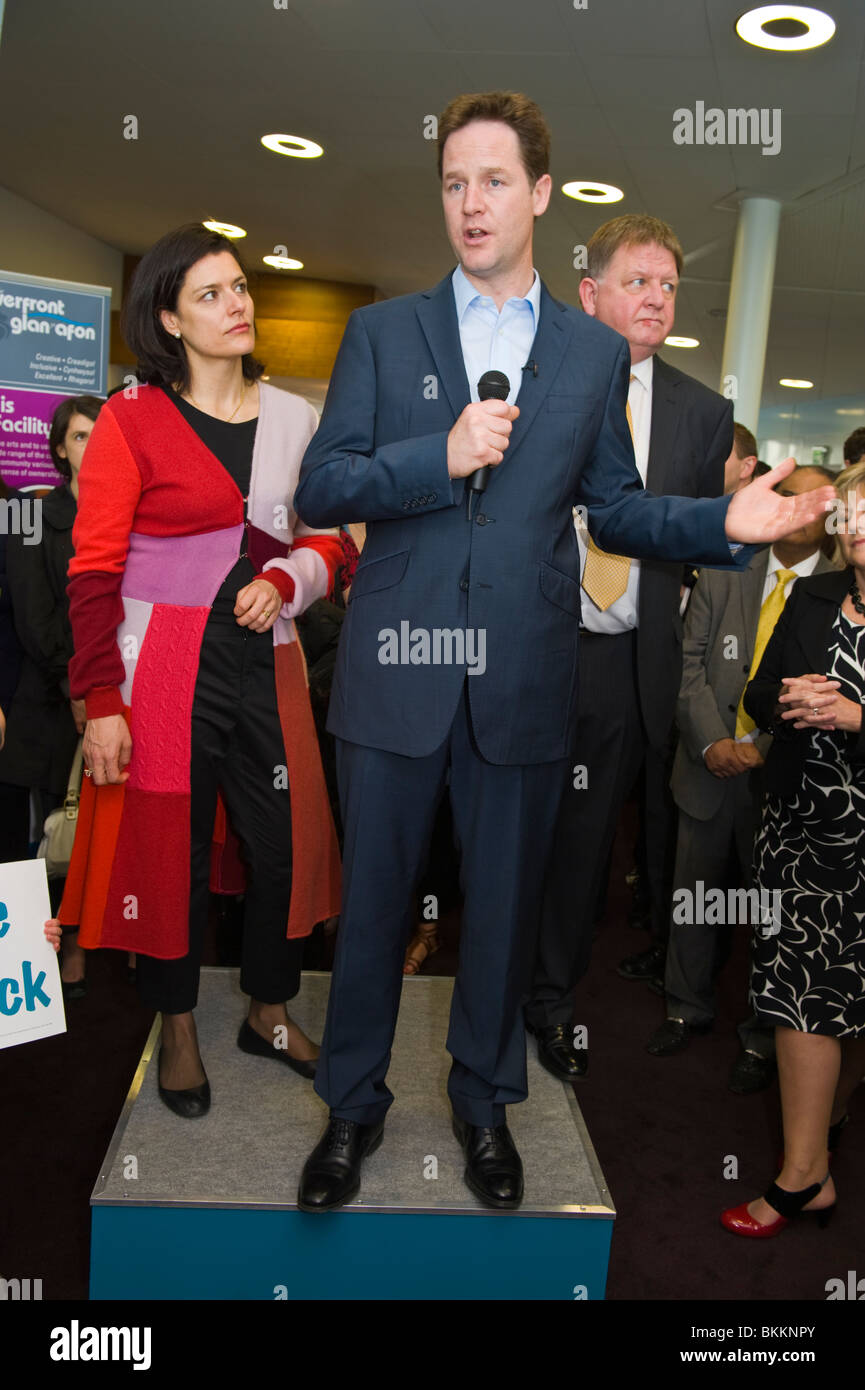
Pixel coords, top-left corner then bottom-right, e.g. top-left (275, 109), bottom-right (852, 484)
top-left (37, 739), bottom-right (84, 878)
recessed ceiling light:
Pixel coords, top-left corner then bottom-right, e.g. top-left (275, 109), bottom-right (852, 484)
top-left (561, 181), bottom-right (623, 204)
top-left (262, 255), bottom-right (304, 270)
top-left (777, 411), bottom-right (794, 418)
top-left (203, 220), bottom-right (246, 239)
top-left (665, 336), bottom-right (700, 348)
top-left (735, 6), bottom-right (835, 52)
top-left (779, 378), bottom-right (814, 388)
top-left (261, 133), bottom-right (324, 158)
top-left (836, 407), bottom-right (865, 416)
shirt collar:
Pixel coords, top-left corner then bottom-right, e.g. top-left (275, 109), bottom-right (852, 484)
top-left (629, 355), bottom-right (653, 390)
top-left (452, 264), bottom-right (540, 325)
top-left (768, 547), bottom-right (822, 579)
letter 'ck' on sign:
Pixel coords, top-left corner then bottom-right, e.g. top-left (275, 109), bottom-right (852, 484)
top-left (0, 860), bottom-right (66, 1050)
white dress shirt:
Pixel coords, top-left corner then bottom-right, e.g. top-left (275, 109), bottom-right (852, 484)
top-left (451, 263), bottom-right (540, 406)
top-left (576, 354), bottom-right (653, 632)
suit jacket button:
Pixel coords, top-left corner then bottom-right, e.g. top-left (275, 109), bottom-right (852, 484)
top-left (743, 664), bottom-right (750, 672)
top-left (459, 578), bottom-right (469, 592)
top-left (728, 703), bottom-right (736, 712)
top-left (476, 513), bottom-right (487, 525)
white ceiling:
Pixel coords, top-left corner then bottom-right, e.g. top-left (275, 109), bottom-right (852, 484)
top-left (2, 0), bottom-right (865, 448)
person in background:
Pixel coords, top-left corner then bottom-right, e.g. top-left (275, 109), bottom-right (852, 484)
top-left (723, 423), bottom-right (759, 495)
top-left (647, 466), bottom-right (838, 1092)
top-left (0, 472), bottom-right (23, 827)
top-left (527, 213), bottom-right (732, 1081)
top-left (59, 224), bottom-right (342, 1117)
top-left (722, 463), bottom-right (865, 1237)
top-left (0, 396), bottom-right (103, 996)
top-left (842, 427), bottom-right (865, 471)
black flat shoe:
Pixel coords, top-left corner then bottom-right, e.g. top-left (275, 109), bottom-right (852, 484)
top-left (452, 1113), bottom-right (524, 1209)
top-left (728, 1047), bottom-right (775, 1095)
top-left (157, 1048), bottom-right (210, 1119)
top-left (617, 942), bottom-right (666, 980)
top-left (61, 977), bottom-right (87, 1001)
top-left (297, 1115), bottom-right (384, 1211)
top-left (236, 1018), bottom-right (317, 1079)
top-left (646, 1016), bottom-right (712, 1057)
top-left (526, 1020), bottom-right (587, 1080)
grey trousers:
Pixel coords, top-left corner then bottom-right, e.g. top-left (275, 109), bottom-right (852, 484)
top-left (663, 770), bottom-right (774, 1057)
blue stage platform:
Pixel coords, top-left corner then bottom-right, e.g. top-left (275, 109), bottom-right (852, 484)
top-left (89, 969), bottom-right (614, 1300)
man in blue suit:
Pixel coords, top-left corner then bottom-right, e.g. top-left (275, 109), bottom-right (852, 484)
top-left (293, 90), bottom-right (833, 1212)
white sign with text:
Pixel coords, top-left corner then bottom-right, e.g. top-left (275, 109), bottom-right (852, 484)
top-left (0, 859), bottom-right (66, 1049)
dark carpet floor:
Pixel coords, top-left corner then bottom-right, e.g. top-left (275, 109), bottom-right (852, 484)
top-left (2, 809), bottom-right (860, 1301)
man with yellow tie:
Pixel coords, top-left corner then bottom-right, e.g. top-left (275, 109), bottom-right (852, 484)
top-left (526, 214), bottom-right (734, 1080)
top-left (646, 465), bottom-right (837, 1088)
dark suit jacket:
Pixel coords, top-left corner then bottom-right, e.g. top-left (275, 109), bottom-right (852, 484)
top-left (673, 548), bottom-right (838, 819)
top-left (637, 356), bottom-right (731, 749)
top-left (743, 566), bottom-right (865, 794)
top-left (296, 272), bottom-right (748, 765)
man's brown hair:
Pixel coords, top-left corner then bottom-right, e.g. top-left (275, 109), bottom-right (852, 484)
top-left (585, 214), bottom-right (684, 280)
top-left (437, 91), bottom-right (551, 187)
top-left (732, 422), bottom-right (758, 461)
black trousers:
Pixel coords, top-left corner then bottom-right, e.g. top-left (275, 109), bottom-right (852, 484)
top-left (528, 630), bottom-right (657, 1029)
top-left (315, 684), bottom-right (569, 1129)
top-left (136, 600), bottom-right (303, 1014)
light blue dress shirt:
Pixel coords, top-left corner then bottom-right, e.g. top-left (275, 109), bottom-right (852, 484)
top-left (451, 264), bottom-right (540, 405)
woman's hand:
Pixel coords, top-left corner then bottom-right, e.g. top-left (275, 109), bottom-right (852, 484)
top-left (778, 674), bottom-right (844, 729)
top-left (44, 919), bottom-right (62, 952)
top-left (234, 578), bottom-right (281, 633)
top-left (70, 698), bottom-right (87, 734)
top-left (83, 713), bottom-right (132, 785)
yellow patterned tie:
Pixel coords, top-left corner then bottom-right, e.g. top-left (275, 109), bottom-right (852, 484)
top-left (581, 379), bottom-right (635, 611)
top-left (735, 569), bottom-right (797, 737)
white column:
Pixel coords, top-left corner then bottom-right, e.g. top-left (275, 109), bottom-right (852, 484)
top-left (720, 197), bottom-right (782, 437)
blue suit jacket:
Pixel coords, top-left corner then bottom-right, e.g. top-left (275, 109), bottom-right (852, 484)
top-left (295, 273), bottom-right (747, 764)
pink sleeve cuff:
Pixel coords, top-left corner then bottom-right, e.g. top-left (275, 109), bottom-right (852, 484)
top-left (262, 550), bottom-right (328, 619)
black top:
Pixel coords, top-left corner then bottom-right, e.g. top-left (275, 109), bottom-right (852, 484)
top-left (162, 385), bottom-right (258, 602)
top-left (744, 566), bottom-right (865, 794)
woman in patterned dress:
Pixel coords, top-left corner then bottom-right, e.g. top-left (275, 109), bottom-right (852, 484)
top-left (721, 461), bottom-right (865, 1237)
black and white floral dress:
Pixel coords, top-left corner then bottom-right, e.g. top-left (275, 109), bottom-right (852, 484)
top-left (751, 607), bottom-right (865, 1037)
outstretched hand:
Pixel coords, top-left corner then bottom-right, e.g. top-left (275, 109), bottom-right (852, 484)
top-left (725, 457), bottom-right (835, 545)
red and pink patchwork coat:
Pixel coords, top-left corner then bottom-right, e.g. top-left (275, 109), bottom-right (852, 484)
top-left (59, 383), bottom-right (342, 958)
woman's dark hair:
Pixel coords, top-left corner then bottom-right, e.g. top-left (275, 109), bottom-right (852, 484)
top-left (49, 395), bottom-right (104, 480)
top-left (120, 223), bottom-right (265, 392)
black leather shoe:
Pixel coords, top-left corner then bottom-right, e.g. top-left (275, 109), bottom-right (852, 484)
top-left (297, 1115), bottom-right (384, 1211)
top-left (237, 1018), bottom-right (317, 1079)
top-left (452, 1113), bottom-right (524, 1209)
top-left (646, 1016), bottom-right (712, 1056)
top-left (157, 1048), bottom-right (211, 1118)
top-left (728, 1048), bottom-right (775, 1095)
top-left (617, 943), bottom-right (666, 980)
top-left (61, 977), bottom-right (87, 1001)
top-left (526, 1020), bottom-right (587, 1080)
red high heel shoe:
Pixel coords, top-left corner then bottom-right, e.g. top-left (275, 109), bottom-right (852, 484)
top-left (721, 1174), bottom-right (835, 1238)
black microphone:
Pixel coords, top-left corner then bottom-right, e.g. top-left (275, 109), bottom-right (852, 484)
top-left (468, 369), bottom-right (511, 497)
